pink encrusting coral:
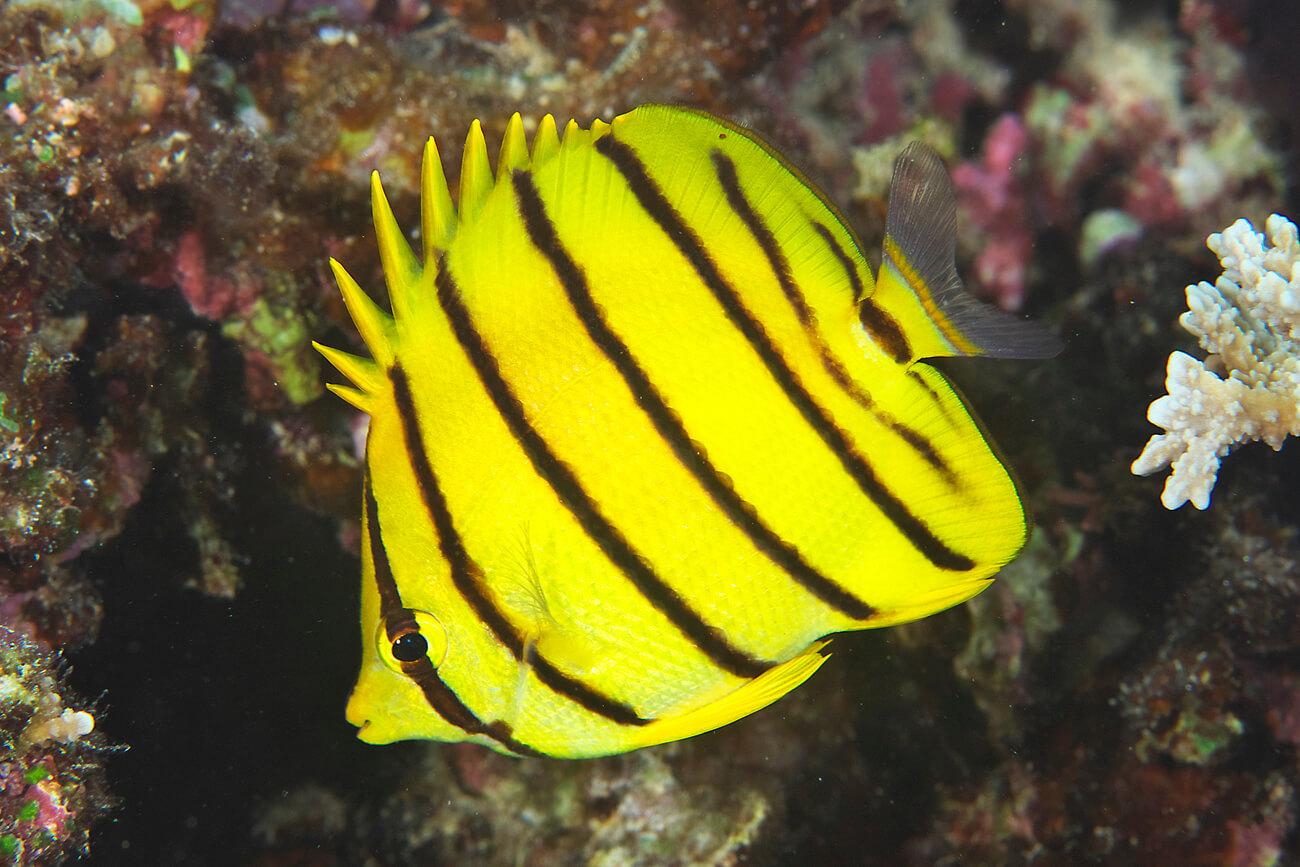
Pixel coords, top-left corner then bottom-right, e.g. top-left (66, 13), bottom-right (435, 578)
top-left (169, 231), bottom-right (260, 321)
top-left (952, 113), bottom-right (1033, 310)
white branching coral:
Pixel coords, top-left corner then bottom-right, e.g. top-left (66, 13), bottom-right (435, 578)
top-left (1132, 214), bottom-right (1300, 510)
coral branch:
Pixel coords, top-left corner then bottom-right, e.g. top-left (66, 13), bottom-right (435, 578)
top-left (1133, 215), bottom-right (1300, 509)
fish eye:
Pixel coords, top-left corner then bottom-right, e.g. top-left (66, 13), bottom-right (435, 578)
top-left (391, 631), bottom-right (427, 662)
top-left (377, 609), bottom-right (448, 672)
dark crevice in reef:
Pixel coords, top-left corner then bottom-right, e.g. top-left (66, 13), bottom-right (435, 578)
top-left (67, 324), bottom-right (369, 862)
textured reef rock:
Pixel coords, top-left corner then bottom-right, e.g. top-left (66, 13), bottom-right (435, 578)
top-left (249, 663), bottom-right (868, 863)
top-left (0, 628), bottom-right (107, 864)
top-left (1, 0), bottom-right (1299, 862)
top-left (828, 0), bottom-right (1284, 311)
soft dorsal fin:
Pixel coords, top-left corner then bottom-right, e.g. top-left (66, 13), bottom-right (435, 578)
top-left (870, 142), bottom-right (1061, 362)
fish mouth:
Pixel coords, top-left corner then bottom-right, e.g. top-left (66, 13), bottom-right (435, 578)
top-left (353, 718), bottom-right (397, 744)
top-left (353, 718), bottom-right (372, 739)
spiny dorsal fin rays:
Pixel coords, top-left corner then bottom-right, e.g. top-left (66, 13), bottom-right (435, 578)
top-left (497, 113), bottom-right (530, 176)
top-left (426, 115), bottom-right (568, 264)
top-left (324, 382), bottom-right (371, 413)
top-left (562, 118), bottom-right (581, 146)
top-left (421, 135), bottom-right (456, 261)
top-left (878, 142), bottom-right (1061, 362)
top-left (331, 113), bottom-right (605, 363)
top-left (557, 117), bottom-right (612, 154)
top-left (459, 119), bottom-right (494, 226)
top-left (370, 171), bottom-right (421, 324)
top-left (326, 257), bottom-right (396, 366)
top-left (313, 341), bottom-right (382, 395)
top-left (532, 114), bottom-right (560, 164)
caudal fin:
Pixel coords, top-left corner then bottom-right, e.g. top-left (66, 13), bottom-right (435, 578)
top-left (868, 142), bottom-right (1061, 363)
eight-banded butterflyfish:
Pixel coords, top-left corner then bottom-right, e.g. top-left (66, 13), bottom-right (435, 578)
top-left (313, 104), bottom-right (1058, 759)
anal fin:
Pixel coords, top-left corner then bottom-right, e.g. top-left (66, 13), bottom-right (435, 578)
top-left (628, 641), bottom-right (832, 750)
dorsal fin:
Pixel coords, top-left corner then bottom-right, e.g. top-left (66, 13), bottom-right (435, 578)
top-left (497, 112), bottom-right (529, 176)
top-left (459, 119), bottom-right (494, 226)
top-left (421, 135), bottom-right (456, 259)
top-left (532, 114), bottom-right (560, 163)
top-left (874, 142), bottom-right (1060, 361)
top-left (370, 172), bottom-right (420, 323)
top-left (317, 112), bottom-right (618, 406)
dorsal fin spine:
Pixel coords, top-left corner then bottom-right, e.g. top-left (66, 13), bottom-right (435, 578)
top-left (561, 118), bottom-right (581, 148)
top-left (532, 114), bottom-right (560, 164)
top-left (327, 257), bottom-right (395, 366)
top-left (313, 341), bottom-right (382, 394)
top-left (498, 113), bottom-right (529, 177)
top-left (421, 135), bottom-right (456, 261)
top-left (459, 119), bottom-right (494, 225)
top-left (324, 382), bottom-right (371, 412)
top-left (370, 172), bottom-right (421, 324)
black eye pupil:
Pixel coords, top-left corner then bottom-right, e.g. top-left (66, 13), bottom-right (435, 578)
top-left (392, 632), bottom-right (428, 662)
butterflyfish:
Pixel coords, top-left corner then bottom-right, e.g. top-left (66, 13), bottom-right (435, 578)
top-left (314, 105), bottom-right (1058, 759)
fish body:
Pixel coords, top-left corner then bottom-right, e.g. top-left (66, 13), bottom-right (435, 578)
top-left (315, 105), bottom-right (1056, 758)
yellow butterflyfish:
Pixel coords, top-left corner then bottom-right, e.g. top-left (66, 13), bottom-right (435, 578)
top-left (314, 105), bottom-right (1058, 759)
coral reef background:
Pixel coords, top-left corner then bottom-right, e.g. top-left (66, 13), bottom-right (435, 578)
top-left (1, 0), bottom-right (1299, 862)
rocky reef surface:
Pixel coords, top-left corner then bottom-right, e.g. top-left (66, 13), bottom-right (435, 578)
top-left (1, 0), bottom-right (1298, 862)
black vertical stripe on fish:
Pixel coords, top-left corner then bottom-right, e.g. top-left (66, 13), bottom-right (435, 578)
top-left (389, 366), bottom-right (650, 727)
top-left (595, 134), bottom-right (974, 573)
top-left (365, 475), bottom-right (416, 633)
top-left (805, 221), bottom-right (954, 484)
top-left (907, 368), bottom-right (962, 429)
top-left (809, 221), bottom-right (867, 301)
top-left (511, 168), bottom-right (876, 621)
top-left (711, 153), bottom-right (954, 486)
top-left (858, 300), bottom-right (911, 366)
top-left (809, 222), bottom-right (913, 364)
top-left (433, 264), bottom-right (772, 679)
top-left (712, 151), bottom-right (818, 328)
top-left (364, 476), bottom-right (545, 757)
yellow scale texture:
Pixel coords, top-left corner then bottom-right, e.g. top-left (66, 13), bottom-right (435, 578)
top-left (320, 105), bottom-right (1048, 758)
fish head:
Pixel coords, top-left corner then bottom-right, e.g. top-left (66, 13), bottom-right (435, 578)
top-left (346, 475), bottom-right (471, 746)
